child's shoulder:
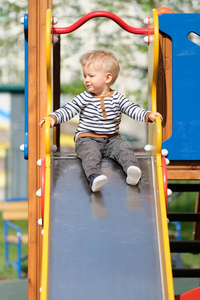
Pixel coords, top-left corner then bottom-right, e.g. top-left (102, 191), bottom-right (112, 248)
top-left (76, 91), bottom-right (94, 100)
top-left (112, 90), bottom-right (125, 99)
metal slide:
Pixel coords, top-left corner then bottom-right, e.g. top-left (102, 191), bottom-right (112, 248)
top-left (48, 153), bottom-right (167, 300)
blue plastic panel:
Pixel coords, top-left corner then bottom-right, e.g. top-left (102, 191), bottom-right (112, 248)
top-left (159, 14), bottom-right (200, 160)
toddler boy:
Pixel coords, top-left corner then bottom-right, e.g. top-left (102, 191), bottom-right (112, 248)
top-left (39, 50), bottom-right (162, 192)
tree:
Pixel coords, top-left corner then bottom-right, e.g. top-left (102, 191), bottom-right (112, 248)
top-left (0, 0), bottom-right (27, 83)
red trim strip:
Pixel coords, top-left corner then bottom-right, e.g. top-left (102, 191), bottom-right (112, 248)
top-left (161, 156), bottom-right (168, 208)
top-left (41, 157), bottom-right (45, 226)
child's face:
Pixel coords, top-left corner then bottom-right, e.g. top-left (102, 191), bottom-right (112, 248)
top-left (82, 63), bottom-right (112, 96)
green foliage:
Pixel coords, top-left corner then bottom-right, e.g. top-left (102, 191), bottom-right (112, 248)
top-left (140, 1), bottom-right (154, 13)
top-left (137, 44), bottom-right (148, 53)
top-left (61, 79), bottom-right (85, 95)
top-left (0, 0), bottom-right (27, 83)
top-left (167, 185), bottom-right (199, 268)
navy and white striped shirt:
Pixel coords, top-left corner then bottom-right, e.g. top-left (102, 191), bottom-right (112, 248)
top-left (50, 90), bottom-right (151, 140)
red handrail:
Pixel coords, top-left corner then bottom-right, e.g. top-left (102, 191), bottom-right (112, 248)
top-left (52, 10), bottom-right (152, 35)
top-left (161, 156), bottom-right (168, 207)
top-left (41, 157), bottom-right (45, 226)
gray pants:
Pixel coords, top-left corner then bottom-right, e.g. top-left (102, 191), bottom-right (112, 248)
top-left (75, 136), bottom-right (139, 179)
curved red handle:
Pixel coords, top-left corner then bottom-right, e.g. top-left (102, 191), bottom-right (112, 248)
top-left (52, 11), bottom-right (152, 35)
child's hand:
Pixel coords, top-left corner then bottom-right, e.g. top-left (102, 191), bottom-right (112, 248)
top-left (148, 112), bottom-right (163, 123)
top-left (39, 116), bottom-right (56, 128)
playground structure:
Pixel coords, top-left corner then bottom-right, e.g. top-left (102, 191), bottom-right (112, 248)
top-left (24, 1), bottom-right (200, 299)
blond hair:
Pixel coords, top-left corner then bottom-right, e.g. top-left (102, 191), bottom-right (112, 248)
top-left (80, 50), bottom-right (120, 84)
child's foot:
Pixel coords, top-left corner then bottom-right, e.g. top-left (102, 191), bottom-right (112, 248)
top-left (89, 174), bottom-right (108, 192)
top-left (126, 166), bottom-right (141, 185)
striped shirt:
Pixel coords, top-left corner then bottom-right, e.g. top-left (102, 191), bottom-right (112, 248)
top-left (49, 90), bottom-right (151, 141)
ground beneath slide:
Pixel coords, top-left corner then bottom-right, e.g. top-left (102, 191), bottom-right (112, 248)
top-left (49, 154), bottom-right (163, 300)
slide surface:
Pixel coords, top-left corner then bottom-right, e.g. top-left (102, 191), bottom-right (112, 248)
top-left (48, 154), bottom-right (165, 300)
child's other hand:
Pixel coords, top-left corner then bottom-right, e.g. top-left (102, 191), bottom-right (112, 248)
top-left (39, 116), bottom-right (56, 128)
top-left (148, 112), bottom-right (163, 123)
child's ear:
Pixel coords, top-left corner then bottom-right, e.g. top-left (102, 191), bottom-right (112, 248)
top-left (105, 73), bottom-right (112, 84)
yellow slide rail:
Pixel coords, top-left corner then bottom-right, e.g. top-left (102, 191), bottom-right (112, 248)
top-left (148, 9), bottom-right (174, 300)
top-left (40, 8), bottom-right (52, 300)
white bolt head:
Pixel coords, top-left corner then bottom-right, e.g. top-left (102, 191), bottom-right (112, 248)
top-left (20, 17), bottom-right (24, 24)
top-left (20, 144), bottom-right (24, 152)
top-left (167, 189), bottom-right (172, 196)
top-left (51, 16), bottom-right (58, 25)
top-left (143, 18), bottom-right (149, 25)
top-left (41, 229), bottom-right (44, 235)
top-left (37, 159), bottom-right (42, 167)
top-left (144, 144), bottom-right (153, 152)
top-left (161, 149), bottom-right (168, 157)
top-left (143, 36), bottom-right (149, 44)
top-left (143, 17), bottom-right (153, 25)
top-left (165, 158), bottom-right (170, 165)
top-left (37, 218), bottom-right (43, 226)
top-left (144, 35), bottom-right (154, 44)
top-left (36, 188), bottom-right (41, 197)
top-left (52, 35), bottom-right (59, 44)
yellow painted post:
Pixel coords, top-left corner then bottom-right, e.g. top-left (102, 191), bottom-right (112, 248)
top-left (40, 9), bottom-right (52, 300)
top-left (148, 9), bottom-right (174, 300)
